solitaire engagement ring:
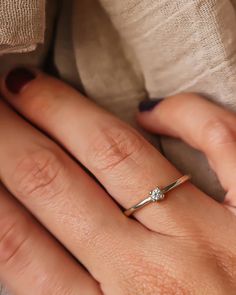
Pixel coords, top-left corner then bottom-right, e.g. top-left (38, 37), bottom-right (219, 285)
top-left (124, 175), bottom-right (191, 217)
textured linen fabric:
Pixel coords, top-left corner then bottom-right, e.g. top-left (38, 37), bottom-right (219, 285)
top-left (0, 0), bottom-right (57, 76)
top-left (0, 0), bottom-right (46, 54)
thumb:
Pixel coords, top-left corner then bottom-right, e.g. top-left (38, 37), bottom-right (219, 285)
top-left (137, 93), bottom-right (236, 208)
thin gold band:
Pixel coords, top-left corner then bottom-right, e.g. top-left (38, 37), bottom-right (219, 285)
top-left (124, 175), bottom-right (191, 217)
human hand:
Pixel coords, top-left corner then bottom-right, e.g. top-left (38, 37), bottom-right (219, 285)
top-left (0, 68), bottom-right (235, 294)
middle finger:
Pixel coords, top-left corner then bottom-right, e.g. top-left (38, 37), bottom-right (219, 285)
top-left (0, 99), bottom-right (139, 283)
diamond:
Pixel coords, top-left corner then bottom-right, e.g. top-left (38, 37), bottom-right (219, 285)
top-left (150, 188), bottom-right (164, 202)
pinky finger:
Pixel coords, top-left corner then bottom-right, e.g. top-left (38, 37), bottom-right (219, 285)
top-left (0, 184), bottom-right (101, 295)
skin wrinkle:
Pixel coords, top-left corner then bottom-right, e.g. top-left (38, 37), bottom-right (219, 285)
top-left (118, 251), bottom-right (190, 295)
top-left (87, 123), bottom-right (145, 173)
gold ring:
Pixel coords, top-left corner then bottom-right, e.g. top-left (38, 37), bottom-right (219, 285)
top-left (124, 175), bottom-right (191, 217)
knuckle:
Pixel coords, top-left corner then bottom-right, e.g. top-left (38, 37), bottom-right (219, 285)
top-left (88, 124), bottom-right (144, 172)
top-left (13, 148), bottom-right (65, 202)
top-left (201, 118), bottom-right (235, 148)
top-left (0, 215), bottom-right (30, 265)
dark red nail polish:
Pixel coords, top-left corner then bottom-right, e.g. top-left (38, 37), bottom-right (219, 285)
top-left (138, 98), bottom-right (164, 112)
top-left (5, 67), bottom-right (36, 94)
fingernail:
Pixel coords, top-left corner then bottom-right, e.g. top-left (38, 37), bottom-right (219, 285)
top-left (138, 98), bottom-right (164, 112)
top-left (5, 67), bottom-right (36, 94)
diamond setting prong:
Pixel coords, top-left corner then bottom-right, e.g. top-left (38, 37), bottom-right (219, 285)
top-left (150, 188), bottom-right (165, 202)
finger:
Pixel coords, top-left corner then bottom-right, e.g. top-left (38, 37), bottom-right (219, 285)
top-left (137, 94), bottom-right (236, 205)
top-left (0, 98), bottom-right (140, 287)
top-left (0, 68), bottom-right (224, 236)
top-left (0, 184), bottom-right (101, 295)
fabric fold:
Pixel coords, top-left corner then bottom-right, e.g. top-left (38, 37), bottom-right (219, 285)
top-left (0, 0), bottom-right (46, 54)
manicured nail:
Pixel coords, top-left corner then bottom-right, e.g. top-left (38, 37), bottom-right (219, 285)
top-left (138, 98), bottom-right (164, 112)
top-left (5, 67), bottom-right (36, 94)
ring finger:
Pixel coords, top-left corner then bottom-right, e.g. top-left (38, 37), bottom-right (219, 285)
top-left (1, 68), bottom-right (221, 236)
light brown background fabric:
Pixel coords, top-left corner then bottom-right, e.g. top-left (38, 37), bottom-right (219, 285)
top-left (2, 0), bottom-right (236, 293)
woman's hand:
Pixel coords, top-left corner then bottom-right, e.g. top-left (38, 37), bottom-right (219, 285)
top-left (0, 68), bottom-right (235, 294)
